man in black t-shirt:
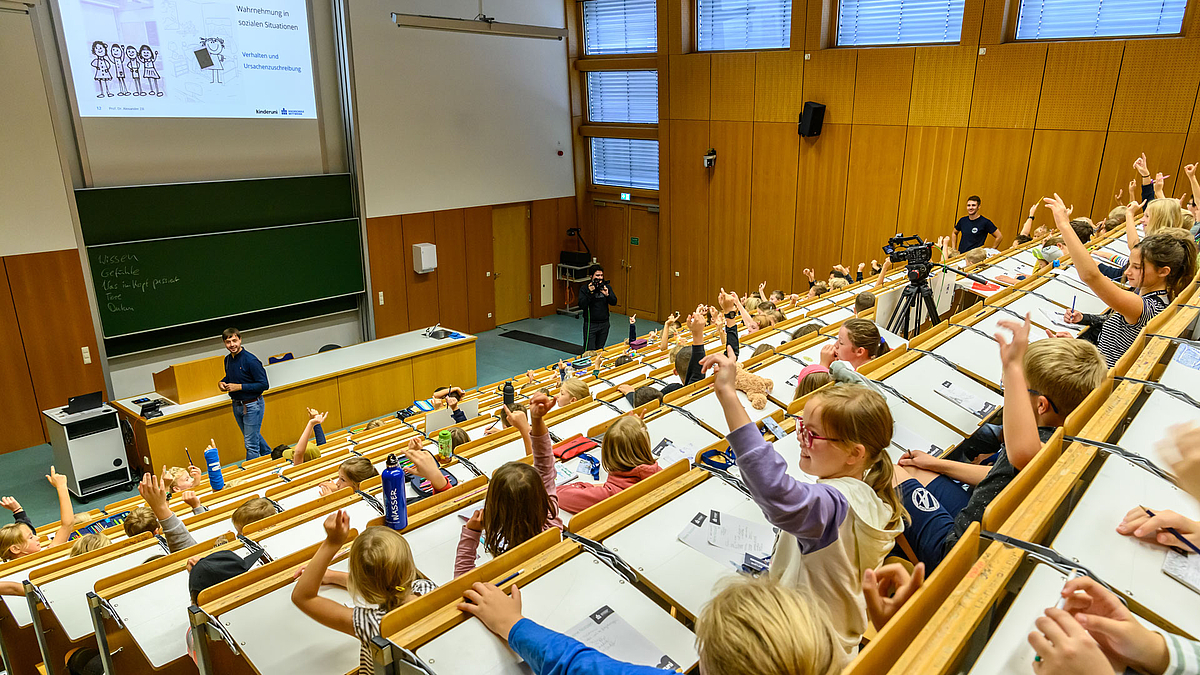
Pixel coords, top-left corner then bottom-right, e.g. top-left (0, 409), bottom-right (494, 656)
top-left (953, 195), bottom-right (1002, 253)
top-left (578, 264), bottom-right (617, 353)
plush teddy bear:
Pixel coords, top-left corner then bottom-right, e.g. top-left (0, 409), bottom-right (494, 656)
top-left (734, 364), bottom-right (774, 410)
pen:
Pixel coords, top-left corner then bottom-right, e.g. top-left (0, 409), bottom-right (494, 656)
top-left (1141, 506), bottom-right (1200, 556)
top-left (1035, 570), bottom-right (1084, 662)
top-left (495, 569), bottom-right (523, 588)
top-left (184, 447), bottom-right (193, 465)
top-left (1070, 296), bottom-right (1076, 314)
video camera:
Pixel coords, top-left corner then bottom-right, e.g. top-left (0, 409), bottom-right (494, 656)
top-left (882, 234), bottom-right (933, 265)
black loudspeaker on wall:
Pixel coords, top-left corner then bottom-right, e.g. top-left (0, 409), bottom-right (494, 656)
top-left (799, 101), bottom-right (826, 137)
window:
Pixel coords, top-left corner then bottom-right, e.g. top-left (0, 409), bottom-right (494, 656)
top-left (836, 0), bottom-right (965, 45)
top-left (698, 0), bottom-right (792, 51)
top-left (587, 71), bottom-right (658, 124)
top-left (582, 0), bottom-right (658, 55)
top-left (591, 138), bottom-right (659, 190)
top-left (1015, 0), bottom-right (1185, 39)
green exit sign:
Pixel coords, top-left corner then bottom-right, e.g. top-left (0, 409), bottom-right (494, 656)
top-left (620, 192), bottom-right (631, 201)
top-left (630, 237), bottom-right (640, 245)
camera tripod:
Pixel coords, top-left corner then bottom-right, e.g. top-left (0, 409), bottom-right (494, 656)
top-left (886, 266), bottom-right (942, 339)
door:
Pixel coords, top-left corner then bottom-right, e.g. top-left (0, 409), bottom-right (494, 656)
top-left (492, 204), bottom-right (531, 325)
top-left (626, 206), bottom-right (659, 317)
top-left (591, 202), bottom-right (628, 316)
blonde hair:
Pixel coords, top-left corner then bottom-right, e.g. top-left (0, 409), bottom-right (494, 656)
top-left (339, 457), bottom-right (379, 487)
top-left (745, 297), bottom-right (762, 312)
top-left (0, 523), bottom-right (31, 561)
top-left (1183, 212), bottom-right (1195, 230)
top-left (123, 506), bottom-right (160, 538)
top-left (695, 577), bottom-right (843, 675)
top-left (1024, 337), bottom-right (1106, 415)
top-left (347, 527), bottom-right (418, 612)
top-left (964, 248), bottom-right (988, 265)
top-left (561, 378), bottom-right (589, 403)
top-left (163, 467), bottom-right (190, 491)
top-left (601, 416), bottom-right (656, 473)
top-left (231, 498), bottom-right (277, 534)
top-left (829, 277), bottom-right (849, 291)
top-left (755, 312), bottom-right (779, 328)
top-left (1145, 198), bottom-right (1183, 234)
top-left (69, 532), bottom-right (110, 557)
top-left (364, 419), bottom-right (385, 431)
top-left (810, 385), bottom-right (905, 530)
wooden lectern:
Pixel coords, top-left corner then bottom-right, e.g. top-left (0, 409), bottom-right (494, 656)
top-left (151, 354), bottom-right (227, 404)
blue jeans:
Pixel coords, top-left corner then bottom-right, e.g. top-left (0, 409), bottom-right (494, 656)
top-left (232, 397), bottom-right (271, 460)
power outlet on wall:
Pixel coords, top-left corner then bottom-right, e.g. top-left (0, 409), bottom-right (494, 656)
top-left (488, 312), bottom-right (493, 318)
top-left (81, 346), bottom-right (91, 364)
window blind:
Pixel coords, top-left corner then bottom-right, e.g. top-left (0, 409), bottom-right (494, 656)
top-left (837, 0), bottom-right (965, 45)
top-left (591, 138), bottom-right (659, 190)
top-left (698, 0), bottom-right (792, 51)
top-left (582, 0), bottom-right (658, 55)
top-left (1015, 0), bottom-right (1185, 39)
top-left (587, 71), bottom-right (658, 124)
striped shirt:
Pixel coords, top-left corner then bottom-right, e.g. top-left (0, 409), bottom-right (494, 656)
top-left (352, 578), bottom-right (438, 675)
top-left (1094, 290), bottom-right (1169, 367)
top-left (1164, 631), bottom-right (1200, 675)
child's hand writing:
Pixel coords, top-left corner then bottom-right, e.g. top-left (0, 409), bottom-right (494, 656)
top-left (466, 509), bottom-right (484, 531)
top-left (323, 509), bottom-right (350, 546)
top-left (1063, 308), bottom-right (1083, 324)
top-left (1116, 506), bottom-right (1200, 549)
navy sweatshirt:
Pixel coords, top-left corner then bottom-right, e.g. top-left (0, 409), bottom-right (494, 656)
top-left (221, 349), bottom-right (270, 402)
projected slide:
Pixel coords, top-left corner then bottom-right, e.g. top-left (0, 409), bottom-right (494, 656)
top-left (56, 0), bottom-right (317, 119)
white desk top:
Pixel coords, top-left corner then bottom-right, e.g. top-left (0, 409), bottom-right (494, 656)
top-left (1159, 344), bottom-right (1200, 401)
top-left (1051, 455), bottom-right (1200, 636)
top-left (42, 542), bottom-right (169, 641)
top-left (260, 500), bottom-right (382, 560)
top-left (114, 328), bottom-right (474, 420)
top-left (931, 326), bottom-right (1047, 389)
top-left (405, 508), bottom-right (491, 586)
top-left (41, 404), bottom-right (117, 425)
top-left (469, 436), bottom-right (530, 478)
top-left (550, 404), bottom-right (620, 441)
top-left (965, 564), bottom-right (1072, 675)
top-left (614, 364), bottom-right (654, 385)
top-left (882, 355), bottom-right (1001, 435)
top-left (753, 357), bottom-right (804, 398)
top-left (417, 552), bottom-right (699, 674)
top-left (111, 566), bottom-right (192, 668)
top-left (603, 477), bottom-right (771, 617)
top-left (644, 412), bottom-right (720, 456)
top-left (219, 559), bottom-right (359, 675)
top-left (878, 387), bottom-right (964, 458)
top-left (1118, 389), bottom-right (1200, 470)
top-left (681, 390), bottom-right (782, 429)
top-left (1032, 279), bottom-right (1107, 315)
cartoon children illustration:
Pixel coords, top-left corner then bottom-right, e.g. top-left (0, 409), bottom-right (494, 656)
top-left (108, 42), bottom-right (128, 96)
top-left (125, 45), bottom-right (142, 96)
top-left (200, 37), bottom-right (225, 83)
top-left (138, 44), bottom-right (162, 97)
top-left (90, 40), bottom-right (113, 97)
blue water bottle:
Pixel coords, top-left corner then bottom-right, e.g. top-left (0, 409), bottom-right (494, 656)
top-left (381, 454), bottom-right (408, 530)
top-left (204, 444), bottom-right (224, 491)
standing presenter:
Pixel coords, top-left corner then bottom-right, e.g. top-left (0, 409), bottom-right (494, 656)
top-left (578, 264), bottom-right (617, 353)
top-left (217, 328), bottom-right (271, 460)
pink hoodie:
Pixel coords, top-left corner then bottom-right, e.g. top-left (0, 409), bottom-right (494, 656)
top-left (557, 463), bottom-right (662, 514)
top-left (454, 431), bottom-right (563, 578)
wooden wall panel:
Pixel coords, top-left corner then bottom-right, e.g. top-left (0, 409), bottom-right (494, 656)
top-left (669, 120), bottom-right (711, 314)
top-left (750, 122), bottom-right (800, 292)
top-left (464, 206), bottom-right (496, 334)
top-left (669, 53), bottom-right (711, 121)
top-left (529, 199), bottom-right (560, 320)
top-left (843, 125), bottom-right (907, 267)
top-left (5, 251), bottom-right (106, 418)
top-left (1035, 41), bottom-right (1123, 131)
top-left (1110, 39), bottom-right (1200, 134)
top-left (710, 53), bottom-right (756, 121)
top-left (970, 44), bottom-right (1047, 129)
top-left (1178, 103), bottom-right (1200, 190)
top-left (794, 124), bottom-right (853, 281)
top-left (657, 119), bottom-right (673, 321)
top-left (401, 212), bottom-right (440, 329)
top-left (909, 46), bottom-right (977, 127)
top-left (852, 48), bottom-right (915, 126)
top-left (978, 0), bottom-right (1010, 44)
top-left (708, 121), bottom-right (754, 300)
top-left (365, 215), bottom-right (409, 338)
top-left (1022, 130), bottom-right (1108, 232)
top-left (433, 209), bottom-right (470, 331)
top-left (960, 0), bottom-right (986, 45)
top-left (754, 51), bottom-right (805, 123)
top-left (0, 260), bottom-right (45, 452)
top-left (958, 128), bottom-right (1034, 244)
top-left (802, 49), bottom-right (857, 125)
top-left (898, 126), bottom-right (969, 243)
top-left (1093, 132), bottom-right (1187, 220)
top-left (556, 196), bottom-right (580, 314)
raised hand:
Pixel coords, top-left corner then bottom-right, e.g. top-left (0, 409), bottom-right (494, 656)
top-left (46, 466), bottom-right (67, 491)
top-left (1133, 152), bottom-right (1149, 177)
top-left (181, 490), bottom-right (201, 510)
top-left (862, 562), bottom-right (925, 629)
top-left (527, 392), bottom-right (556, 420)
top-left (995, 314), bottom-right (1031, 370)
top-left (699, 346), bottom-right (739, 397)
top-left (0, 497), bottom-right (21, 514)
top-left (686, 312), bottom-right (706, 335)
top-left (503, 404), bottom-right (530, 434)
top-left (323, 509), bottom-right (351, 545)
top-left (803, 268), bottom-right (815, 282)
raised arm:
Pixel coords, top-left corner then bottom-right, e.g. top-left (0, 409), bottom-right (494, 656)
top-left (47, 468), bottom-right (75, 545)
top-left (1186, 163), bottom-right (1200, 208)
top-left (1135, 153), bottom-right (1155, 206)
top-left (526, 393), bottom-right (558, 499)
top-left (731, 294), bottom-right (759, 332)
top-left (292, 410), bottom-right (328, 466)
top-left (658, 312), bottom-right (679, 353)
top-left (1020, 204), bottom-right (1037, 239)
top-left (1044, 195), bottom-right (1146, 325)
top-left (994, 316), bottom-right (1044, 470)
top-left (291, 510), bottom-right (354, 635)
top-left (684, 313), bottom-right (706, 385)
top-left (1124, 201), bottom-right (1142, 250)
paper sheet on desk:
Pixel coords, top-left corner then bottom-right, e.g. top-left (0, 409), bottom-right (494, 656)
top-left (1163, 551), bottom-right (1200, 595)
top-left (892, 422), bottom-right (942, 456)
top-left (565, 606), bottom-right (682, 671)
top-left (652, 438), bottom-right (695, 469)
top-left (678, 511), bottom-right (777, 570)
top-left (935, 381), bottom-right (997, 419)
top-left (706, 512), bottom-right (776, 559)
top-left (1038, 308), bottom-right (1079, 332)
top-left (1173, 344), bottom-right (1200, 371)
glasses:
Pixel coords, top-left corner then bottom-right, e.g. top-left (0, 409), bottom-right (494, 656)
top-left (797, 418), bottom-right (840, 448)
top-left (1027, 388), bottom-right (1060, 415)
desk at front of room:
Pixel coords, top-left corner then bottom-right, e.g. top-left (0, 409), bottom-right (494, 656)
top-left (111, 328), bottom-right (477, 473)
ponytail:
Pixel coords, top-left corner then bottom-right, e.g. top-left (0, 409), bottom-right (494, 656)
top-left (863, 455), bottom-right (908, 531)
top-left (843, 318), bottom-right (890, 359)
top-left (1138, 229), bottom-right (1198, 300)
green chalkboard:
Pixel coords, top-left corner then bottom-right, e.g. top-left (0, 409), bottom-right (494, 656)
top-left (88, 219), bottom-right (364, 338)
top-left (76, 174), bottom-right (354, 245)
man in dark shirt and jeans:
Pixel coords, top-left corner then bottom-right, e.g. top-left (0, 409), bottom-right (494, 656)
top-left (954, 195), bottom-right (1002, 253)
top-left (578, 264), bottom-right (617, 353)
top-left (218, 328), bottom-right (271, 460)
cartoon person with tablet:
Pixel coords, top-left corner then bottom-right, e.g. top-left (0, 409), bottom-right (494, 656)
top-left (199, 37), bottom-right (225, 83)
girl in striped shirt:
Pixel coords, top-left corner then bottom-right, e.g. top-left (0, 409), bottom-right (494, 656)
top-left (1042, 194), bottom-right (1197, 367)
